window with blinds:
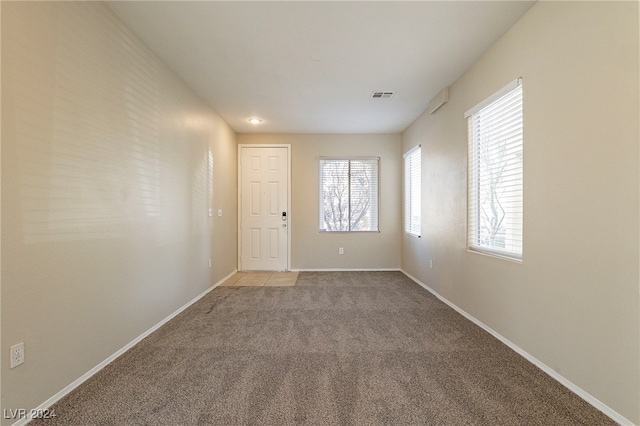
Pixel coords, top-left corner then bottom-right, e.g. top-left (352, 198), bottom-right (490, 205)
top-left (404, 146), bottom-right (421, 237)
top-left (319, 157), bottom-right (379, 232)
top-left (466, 79), bottom-right (523, 260)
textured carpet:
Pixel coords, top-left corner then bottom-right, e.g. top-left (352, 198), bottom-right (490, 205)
top-left (33, 271), bottom-right (615, 425)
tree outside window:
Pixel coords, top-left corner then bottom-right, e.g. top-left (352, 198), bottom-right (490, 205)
top-left (319, 158), bottom-right (379, 232)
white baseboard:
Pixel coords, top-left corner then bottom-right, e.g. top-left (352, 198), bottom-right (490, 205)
top-left (400, 269), bottom-right (635, 426)
top-left (291, 268), bottom-right (401, 272)
top-left (12, 270), bottom-right (237, 426)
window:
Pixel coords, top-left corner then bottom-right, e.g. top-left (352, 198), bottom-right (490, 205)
top-left (466, 79), bottom-right (523, 259)
top-left (404, 145), bottom-right (421, 237)
top-left (319, 157), bottom-right (379, 232)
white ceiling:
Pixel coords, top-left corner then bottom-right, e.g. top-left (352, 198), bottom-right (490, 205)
top-left (107, 1), bottom-right (535, 134)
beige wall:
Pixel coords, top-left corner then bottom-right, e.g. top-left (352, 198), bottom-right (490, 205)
top-left (1, 2), bottom-right (237, 421)
top-left (402, 2), bottom-right (639, 423)
top-left (237, 134), bottom-right (401, 270)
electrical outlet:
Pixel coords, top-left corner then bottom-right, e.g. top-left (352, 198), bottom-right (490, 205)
top-left (10, 342), bottom-right (24, 368)
top-left (339, 247), bottom-right (344, 255)
top-left (208, 259), bottom-right (212, 268)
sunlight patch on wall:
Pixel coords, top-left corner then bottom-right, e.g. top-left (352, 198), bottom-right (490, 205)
top-left (13, 3), bottom-right (163, 244)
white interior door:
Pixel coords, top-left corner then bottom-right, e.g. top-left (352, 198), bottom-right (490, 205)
top-left (239, 146), bottom-right (289, 271)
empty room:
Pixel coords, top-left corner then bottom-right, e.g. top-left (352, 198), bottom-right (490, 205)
top-left (1, 1), bottom-right (639, 425)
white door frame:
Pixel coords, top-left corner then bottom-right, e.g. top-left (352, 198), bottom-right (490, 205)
top-left (237, 144), bottom-right (291, 271)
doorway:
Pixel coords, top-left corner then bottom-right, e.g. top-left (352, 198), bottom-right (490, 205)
top-left (238, 145), bottom-right (291, 271)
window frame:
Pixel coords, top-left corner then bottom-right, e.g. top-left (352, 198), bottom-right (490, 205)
top-left (318, 157), bottom-right (380, 233)
top-left (403, 145), bottom-right (421, 238)
top-left (465, 78), bottom-right (523, 261)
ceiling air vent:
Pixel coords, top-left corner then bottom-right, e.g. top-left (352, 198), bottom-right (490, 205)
top-left (370, 91), bottom-right (394, 100)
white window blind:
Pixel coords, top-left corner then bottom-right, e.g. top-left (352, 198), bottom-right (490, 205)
top-left (319, 157), bottom-right (379, 232)
top-left (467, 79), bottom-right (523, 259)
top-left (404, 146), bottom-right (421, 237)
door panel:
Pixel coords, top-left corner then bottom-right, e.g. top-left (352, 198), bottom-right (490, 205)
top-left (269, 228), bottom-right (279, 260)
top-left (250, 228), bottom-right (261, 260)
top-left (240, 147), bottom-right (288, 271)
top-left (250, 181), bottom-right (261, 216)
top-left (269, 182), bottom-right (279, 215)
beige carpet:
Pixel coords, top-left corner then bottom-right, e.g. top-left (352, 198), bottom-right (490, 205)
top-left (32, 271), bottom-right (615, 425)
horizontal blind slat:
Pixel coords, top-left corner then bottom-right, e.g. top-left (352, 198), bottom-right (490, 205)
top-left (320, 158), bottom-right (379, 232)
top-left (467, 82), bottom-right (523, 259)
top-left (404, 146), bottom-right (421, 236)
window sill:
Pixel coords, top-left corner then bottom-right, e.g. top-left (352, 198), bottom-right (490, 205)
top-left (467, 248), bottom-right (522, 264)
top-left (319, 230), bottom-right (380, 234)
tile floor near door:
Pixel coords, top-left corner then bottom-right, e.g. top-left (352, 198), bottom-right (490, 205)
top-left (220, 271), bottom-right (299, 287)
